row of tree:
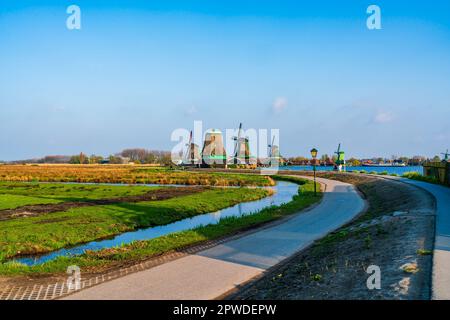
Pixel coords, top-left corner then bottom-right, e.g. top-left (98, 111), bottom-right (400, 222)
top-left (7, 149), bottom-right (172, 165)
top-left (66, 149), bottom-right (172, 165)
top-left (120, 149), bottom-right (171, 164)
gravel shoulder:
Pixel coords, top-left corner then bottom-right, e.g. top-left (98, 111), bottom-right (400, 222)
top-left (229, 173), bottom-right (436, 300)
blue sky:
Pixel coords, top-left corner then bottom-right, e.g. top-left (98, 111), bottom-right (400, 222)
top-left (1, 0), bottom-right (449, 160)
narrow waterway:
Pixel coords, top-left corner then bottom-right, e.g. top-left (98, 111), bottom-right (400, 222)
top-left (14, 181), bottom-right (299, 266)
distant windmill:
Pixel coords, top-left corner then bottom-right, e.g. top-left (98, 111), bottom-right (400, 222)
top-left (232, 123), bottom-right (243, 164)
top-left (182, 130), bottom-right (193, 163)
top-left (182, 130), bottom-right (200, 166)
top-left (231, 123), bottom-right (253, 165)
top-left (334, 143), bottom-right (345, 171)
top-left (441, 149), bottom-right (449, 161)
top-left (267, 136), bottom-right (280, 166)
top-left (201, 129), bottom-right (226, 167)
top-left (268, 135), bottom-right (275, 157)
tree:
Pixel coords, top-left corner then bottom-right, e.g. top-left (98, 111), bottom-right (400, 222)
top-left (108, 155), bottom-right (123, 164)
top-left (120, 148), bottom-right (171, 164)
top-left (79, 152), bottom-right (86, 164)
top-left (398, 156), bottom-right (409, 164)
top-left (69, 152), bottom-right (89, 164)
top-left (89, 155), bottom-right (103, 164)
top-left (121, 149), bottom-right (147, 162)
top-left (287, 156), bottom-right (308, 164)
top-left (347, 158), bottom-right (361, 166)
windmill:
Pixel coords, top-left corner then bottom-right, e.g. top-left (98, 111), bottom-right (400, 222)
top-left (268, 135), bottom-right (275, 158)
top-left (182, 130), bottom-right (193, 163)
top-left (268, 136), bottom-right (280, 166)
top-left (334, 143), bottom-right (345, 171)
top-left (441, 149), bottom-right (449, 161)
top-left (201, 129), bottom-right (226, 167)
top-left (231, 123), bottom-right (253, 165)
top-left (183, 131), bottom-right (200, 166)
top-left (232, 123), bottom-right (243, 164)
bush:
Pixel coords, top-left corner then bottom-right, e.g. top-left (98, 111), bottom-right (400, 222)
top-left (402, 171), bottom-right (440, 184)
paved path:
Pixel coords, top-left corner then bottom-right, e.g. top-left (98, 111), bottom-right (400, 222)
top-left (64, 177), bottom-right (365, 300)
top-left (383, 176), bottom-right (450, 300)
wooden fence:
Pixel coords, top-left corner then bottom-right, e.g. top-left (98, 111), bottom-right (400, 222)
top-left (423, 161), bottom-right (450, 186)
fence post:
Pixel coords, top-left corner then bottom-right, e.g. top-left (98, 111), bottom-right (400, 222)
top-left (446, 162), bottom-right (450, 186)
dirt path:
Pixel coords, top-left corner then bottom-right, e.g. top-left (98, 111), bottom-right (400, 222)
top-left (229, 174), bottom-right (436, 300)
top-left (0, 186), bottom-right (207, 220)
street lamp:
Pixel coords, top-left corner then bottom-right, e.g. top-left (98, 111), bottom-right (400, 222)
top-left (310, 148), bottom-right (318, 196)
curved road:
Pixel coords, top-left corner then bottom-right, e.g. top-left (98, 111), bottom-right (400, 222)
top-left (383, 176), bottom-right (450, 300)
top-left (64, 177), bottom-right (365, 300)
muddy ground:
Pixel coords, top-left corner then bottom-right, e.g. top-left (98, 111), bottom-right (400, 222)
top-left (229, 173), bottom-right (436, 300)
top-left (0, 186), bottom-right (207, 221)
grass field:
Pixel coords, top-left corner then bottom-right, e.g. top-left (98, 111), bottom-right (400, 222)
top-left (0, 187), bottom-right (270, 263)
top-left (0, 165), bottom-right (273, 186)
top-left (0, 182), bottom-right (160, 210)
top-left (0, 176), bottom-right (320, 276)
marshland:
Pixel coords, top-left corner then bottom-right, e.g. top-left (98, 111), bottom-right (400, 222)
top-left (0, 165), bottom-right (320, 277)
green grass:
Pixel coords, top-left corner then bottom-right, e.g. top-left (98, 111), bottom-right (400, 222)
top-left (401, 171), bottom-right (441, 184)
top-left (0, 194), bottom-right (61, 210)
top-left (0, 182), bottom-right (160, 210)
top-left (417, 249), bottom-right (432, 256)
top-left (0, 177), bottom-right (321, 276)
top-left (0, 187), bottom-right (269, 262)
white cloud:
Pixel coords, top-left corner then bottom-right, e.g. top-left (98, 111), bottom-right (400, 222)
top-left (184, 106), bottom-right (198, 116)
top-left (272, 97), bottom-right (287, 114)
top-left (373, 111), bottom-right (394, 124)
top-left (435, 133), bottom-right (449, 142)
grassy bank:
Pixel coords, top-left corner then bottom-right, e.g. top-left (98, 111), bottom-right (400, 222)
top-left (401, 171), bottom-right (442, 185)
top-left (0, 177), bottom-right (320, 276)
top-left (231, 173), bottom-right (435, 300)
top-left (0, 165), bottom-right (273, 186)
top-left (0, 187), bottom-right (270, 263)
top-left (351, 170), bottom-right (445, 186)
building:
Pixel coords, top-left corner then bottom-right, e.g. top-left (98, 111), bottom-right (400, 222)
top-left (231, 137), bottom-right (257, 165)
top-left (201, 129), bottom-right (227, 168)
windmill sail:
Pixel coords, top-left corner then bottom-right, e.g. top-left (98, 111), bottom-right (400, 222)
top-left (268, 135), bottom-right (281, 166)
top-left (335, 143), bottom-right (345, 165)
top-left (230, 123), bottom-right (254, 165)
top-left (182, 131), bottom-right (201, 165)
top-left (441, 149), bottom-right (449, 161)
